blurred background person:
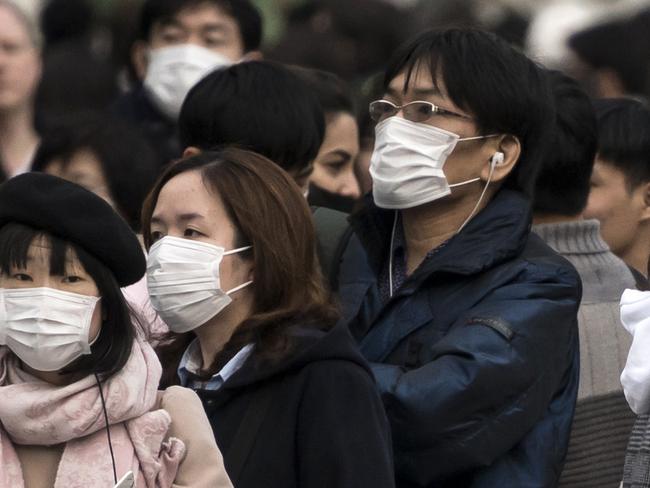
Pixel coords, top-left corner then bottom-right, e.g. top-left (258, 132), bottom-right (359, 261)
top-left (532, 70), bottom-right (636, 487)
top-left (568, 8), bottom-right (650, 99)
top-left (0, 0), bottom-right (41, 178)
top-left (112, 0), bottom-right (263, 166)
top-left (268, 0), bottom-right (410, 83)
top-left (34, 0), bottom-right (119, 133)
top-left (293, 67), bottom-right (361, 212)
top-left (585, 98), bottom-right (650, 289)
top-left (30, 113), bottom-right (159, 232)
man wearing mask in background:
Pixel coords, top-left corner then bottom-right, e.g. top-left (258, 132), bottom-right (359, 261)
top-left (335, 28), bottom-right (581, 487)
top-left (112, 0), bottom-right (262, 167)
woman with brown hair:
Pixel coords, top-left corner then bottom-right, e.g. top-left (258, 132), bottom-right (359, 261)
top-left (142, 148), bottom-right (394, 488)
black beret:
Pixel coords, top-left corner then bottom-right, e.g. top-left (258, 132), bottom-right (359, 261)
top-left (0, 173), bottom-right (145, 287)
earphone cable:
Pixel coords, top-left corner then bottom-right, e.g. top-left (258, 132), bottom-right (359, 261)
top-left (95, 373), bottom-right (118, 484)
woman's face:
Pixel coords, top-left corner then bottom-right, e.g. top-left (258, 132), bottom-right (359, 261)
top-left (149, 169), bottom-right (253, 293)
top-left (45, 149), bottom-right (116, 209)
top-left (0, 236), bottom-right (103, 378)
top-left (310, 112), bottom-right (361, 199)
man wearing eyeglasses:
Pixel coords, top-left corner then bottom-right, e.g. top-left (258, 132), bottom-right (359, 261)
top-left (336, 28), bottom-right (581, 487)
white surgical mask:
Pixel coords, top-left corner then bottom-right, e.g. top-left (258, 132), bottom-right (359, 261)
top-left (146, 236), bottom-right (253, 333)
top-left (370, 117), bottom-right (491, 209)
top-left (0, 287), bottom-right (100, 372)
top-left (143, 44), bottom-right (233, 120)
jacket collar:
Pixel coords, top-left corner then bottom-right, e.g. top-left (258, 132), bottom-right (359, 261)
top-left (216, 324), bottom-right (371, 390)
top-left (350, 189), bottom-right (532, 284)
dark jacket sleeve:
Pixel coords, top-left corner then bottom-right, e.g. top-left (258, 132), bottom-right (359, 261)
top-left (371, 262), bottom-right (581, 485)
top-left (296, 360), bottom-right (396, 488)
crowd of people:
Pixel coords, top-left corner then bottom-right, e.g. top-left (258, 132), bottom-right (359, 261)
top-left (1, 0), bottom-right (650, 487)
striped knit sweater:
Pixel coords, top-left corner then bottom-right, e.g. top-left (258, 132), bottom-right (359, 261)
top-left (534, 219), bottom-right (637, 487)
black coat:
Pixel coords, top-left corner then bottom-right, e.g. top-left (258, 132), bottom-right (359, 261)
top-left (195, 324), bottom-right (395, 488)
top-left (111, 85), bottom-right (180, 168)
top-left (337, 190), bottom-right (582, 487)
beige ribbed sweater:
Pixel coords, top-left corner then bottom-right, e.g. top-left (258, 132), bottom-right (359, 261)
top-left (13, 386), bottom-right (232, 488)
top-left (534, 220), bottom-right (636, 487)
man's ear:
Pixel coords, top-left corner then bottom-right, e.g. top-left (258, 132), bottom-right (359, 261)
top-left (639, 181), bottom-right (650, 222)
top-left (596, 68), bottom-right (627, 98)
top-left (131, 40), bottom-right (149, 81)
top-left (479, 134), bottom-right (521, 183)
top-left (183, 146), bottom-right (202, 158)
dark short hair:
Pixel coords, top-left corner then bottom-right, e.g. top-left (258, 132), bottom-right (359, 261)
top-left (383, 27), bottom-right (555, 198)
top-left (179, 61), bottom-right (325, 174)
top-left (137, 0), bottom-right (262, 52)
top-left (533, 71), bottom-right (597, 216)
top-left (31, 114), bottom-right (160, 231)
top-left (142, 148), bottom-right (337, 384)
top-left (569, 10), bottom-right (650, 96)
top-left (0, 223), bottom-right (135, 379)
top-left (291, 66), bottom-right (355, 116)
top-left (594, 97), bottom-right (650, 189)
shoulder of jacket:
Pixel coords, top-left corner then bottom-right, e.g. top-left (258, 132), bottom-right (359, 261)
top-left (298, 358), bottom-right (375, 392)
top-left (514, 235), bottom-right (581, 285)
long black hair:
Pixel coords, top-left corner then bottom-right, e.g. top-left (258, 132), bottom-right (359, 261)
top-left (0, 222), bottom-right (136, 379)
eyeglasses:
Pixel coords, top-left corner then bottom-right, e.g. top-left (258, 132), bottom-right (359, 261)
top-left (369, 99), bottom-right (473, 123)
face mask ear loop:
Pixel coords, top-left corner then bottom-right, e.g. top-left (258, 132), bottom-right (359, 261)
top-left (95, 373), bottom-right (117, 485)
top-left (389, 210), bottom-right (399, 298)
top-left (226, 280), bottom-right (254, 295)
top-left (456, 159), bottom-right (496, 234)
top-left (223, 245), bottom-right (253, 256)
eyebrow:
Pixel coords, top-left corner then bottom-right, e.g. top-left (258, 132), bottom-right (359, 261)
top-left (151, 212), bottom-right (205, 224)
top-left (201, 24), bottom-right (231, 34)
top-left (385, 85), bottom-right (444, 98)
top-left (23, 255), bottom-right (76, 264)
top-left (412, 86), bottom-right (444, 97)
top-left (384, 87), bottom-right (400, 98)
top-left (158, 19), bottom-right (230, 34)
top-left (324, 150), bottom-right (352, 163)
top-left (157, 18), bottom-right (183, 30)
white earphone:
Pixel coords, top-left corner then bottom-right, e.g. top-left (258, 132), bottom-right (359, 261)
top-left (490, 152), bottom-right (505, 168)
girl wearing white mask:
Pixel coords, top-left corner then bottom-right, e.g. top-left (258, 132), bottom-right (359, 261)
top-left (0, 173), bottom-right (232, 488)
top-left (143, 148), bottom-right (395, 488)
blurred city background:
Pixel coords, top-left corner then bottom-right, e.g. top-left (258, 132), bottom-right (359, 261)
top-left (8, 0), bottom-right (650, 149)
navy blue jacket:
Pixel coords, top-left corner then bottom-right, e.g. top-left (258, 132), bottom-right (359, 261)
top-left (337, 189), bottom-right (581, 487)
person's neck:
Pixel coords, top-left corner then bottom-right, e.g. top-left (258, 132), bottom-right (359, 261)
top-left (193, 297), bottom-right (253, 369)
top-left (532, 213), bottom-right (583, 225)
top-left (401, 187), bottom-right (495, 275)
top-left (619, 230), bottom-right (650, 278)
top-left (23, 363), bottom-right (79, 386)
top-left (0, 104), bottom-right (38, 176)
